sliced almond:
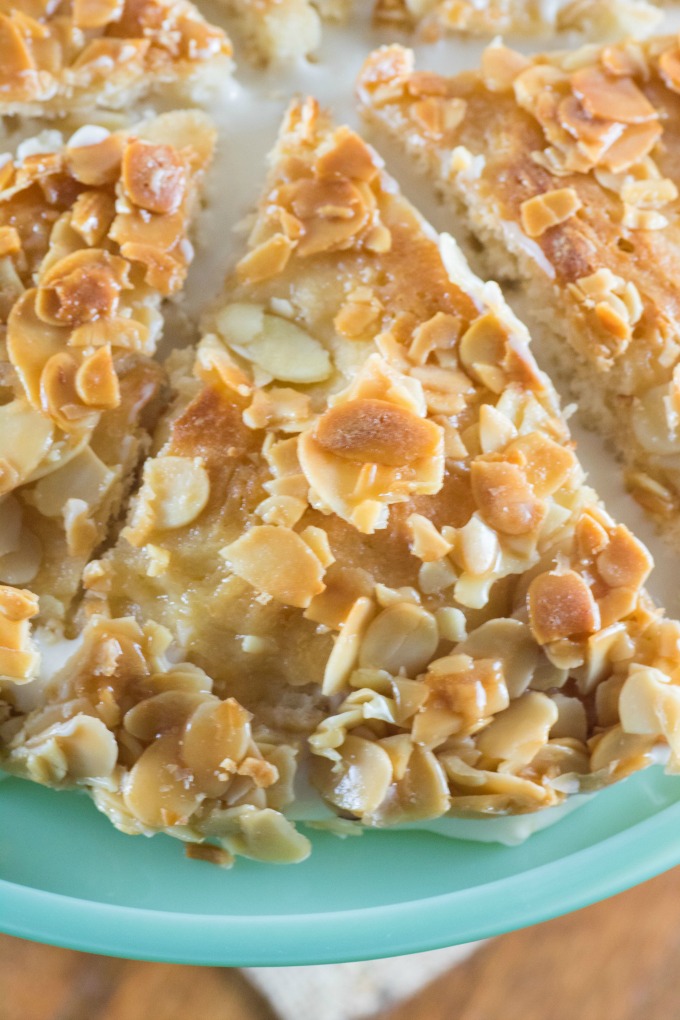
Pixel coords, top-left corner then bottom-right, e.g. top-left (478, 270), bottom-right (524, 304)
top-left (528, 569), bottom-right (601, 644)
top-left (222, 525), bottom-right (326, 609)
top-left (315, 398), bottom-right (441, 466)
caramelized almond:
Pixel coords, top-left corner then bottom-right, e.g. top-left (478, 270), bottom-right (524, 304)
top-left (315, 398), bottom-right (441, 466)
top-left (528, 570), bottom-right (601, 644)
top-left (471, 459), bottom-right (545, 535)
top-left (122, 140), bottom-right (186, 215)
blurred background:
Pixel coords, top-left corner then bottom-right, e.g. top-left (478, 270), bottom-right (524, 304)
top-left (3, 865), bottom-right (679, 1020)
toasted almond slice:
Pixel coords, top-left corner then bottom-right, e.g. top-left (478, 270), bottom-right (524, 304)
top-left (520, 188), bottom-right (582, 238)
top-left (122, 141), bottom-right (187, 215)
top-left (571, 67), bottom-right (656, 125)
top-left (471, 459), bottom-right (545, 536)
top-left (222, 525), bottom-right (326, 609)
top-left (312, 734), bottom-right (393, 818)
top-left (528, 570), bottom-right (601, 644)
top-left (0, 399), bottom-right (53, 493)
top-left (315, 398), bottom-right (441, 466)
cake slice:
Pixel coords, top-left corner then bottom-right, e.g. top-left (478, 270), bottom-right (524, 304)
top-left (372, 0), bottom-right (661, 40)
top-left (0, 0), bottom-right (231, 116)
top-left (359, 40), bottom-right (680, 538)
top-left (15, 97), bottom-right (672, 852)
top-left (0, 110), bottom-right (215, 679)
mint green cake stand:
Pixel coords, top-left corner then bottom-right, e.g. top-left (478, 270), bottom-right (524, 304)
top-left (1, 768), bottom-right (679, 966)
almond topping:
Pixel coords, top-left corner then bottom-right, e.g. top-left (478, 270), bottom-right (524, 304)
top-left (0, 226), bottom-right (20, 257)
top-left (571, 68), bottom-right (656, 125)
top-left (658, 46), bottom-right (680, 94)
top-left (359, 603), bottom-right (438, 678)
top-left (481, 44), bottom-right (531, 93)
top-left (509, 433), bottom-right (575, 496)
top-left (221, 525), bottom-right (326, 609)
top-left (459, 313), bottom-right (508, 393)
top-left (520, 188), bottom-right (582, 238)
top-left (602, 121), bottom-right (661, 173)
top-left (38, 249), bottom-right (130, 327)
top-left (75, 345), bottom-right (120, 409)
top-left (314, 398), bottom-right (441, 466)
top-left (40, 352), bottom-right (94, 431)
top-left (317, 127), bottom-right (378, 182)
top-left (122, 141), bottom-right (186, 215)
top-left (596, 525), bottom-right (652, 590)
top-left (471, 459), bottom-right (545, 535)
top-left (312, 734), bottom-right (392, 819)
top-left (410, 97), bottom-right (467, 141)
top-left (236, 234), bottom-right (295, 284)
top-left (528, 569), bottom-right (601, 644)
top-left (142, 456), bottom-right (211, 532)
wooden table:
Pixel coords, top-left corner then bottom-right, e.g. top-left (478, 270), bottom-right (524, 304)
top-left (3, 866), bottom-right (680, 1020)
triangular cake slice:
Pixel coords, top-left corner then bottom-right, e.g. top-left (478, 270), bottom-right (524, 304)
top-left (358, 40), bottom-right (680, 536)
top-left (0, 0), bottom-right (231, 116)
top-left (5, 100), bottom-right (680, 866)
top-left (372, 0), bottom-right (660, 39)
top-left (0, 110), bottom-right (215, 684)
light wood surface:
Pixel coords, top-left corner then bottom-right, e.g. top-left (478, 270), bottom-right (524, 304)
top-left (3, 866), bottom-right (680, 1020)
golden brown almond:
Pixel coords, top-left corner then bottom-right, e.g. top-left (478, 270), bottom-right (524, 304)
top-left (471, 459), bottom-right (545, 535)
top-left (570, 67), bottom-right (656, 125)
top-left (317, 127), bottom-right (378, 182)
top-left (0, 585), bottom-right (39, 622)
top-left (509, 433), bottom-right (576, 496)
top-left (66, 134), bottom-right (124, 187)
top-left (0, 226), bottom-right (20, 258)
top-left (658, 46), bottom-right (680, 93)
top-left (602, 121), bottom-right (662, 173)
top-left (70, 191), bottom-right (116, 247)
top-left (481, 44), bottom-right (531, 92)
top-left (122, 140), bottom-right (187, 215)
top-left (315, 398), bottom-right (441, 466)
top-left (75, 345), bottom-right (121, 410)
top-left (596, 525), bottom-right (652, 590)
top-left (222, 525), bottom-right (326, 609)
top-left (38, 249), bottom-right (130, 327)
top-left (0, 14), bottom-right (35, 76)
top-left (520, 188), bottom-right (582, 238)
top-left (236, 234), bottom-right (295, 284)
top-left (528, 569), bottom-right (601, 644)
top-left (410, 97), bottom-right (467, 141)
